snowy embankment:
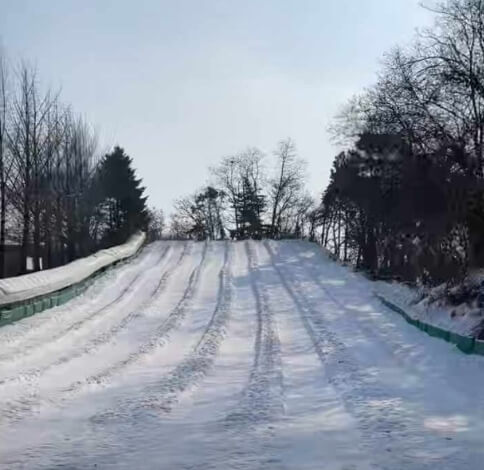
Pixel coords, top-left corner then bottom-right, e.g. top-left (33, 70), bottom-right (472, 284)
top-left (373, 274), bottom-right (484, 339)
top-left (315, 244), bottom-right (484, 343)
top-left (0, 232), bottom-right (145, 307)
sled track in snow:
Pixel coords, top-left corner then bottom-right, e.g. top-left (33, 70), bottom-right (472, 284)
top-left (224, 240), bottom-right (284, 426)
top-left (2, 240), bottom-right (484, 470)
top-left (0, 245), bottom-right (181, 424)
top-left (110, 241), bottom-right (232, 417)
top-left (88, 241), bottom-right (227, 421)
top-left (0, 243), bottom-right (160, 348)
top-left (0, 243), bottom-right (188, 389)
top-left (265, 241), bottom-right (444, 470)
top-left (76, 241), bottom-right (210, 396)
top-left (0, 244), bottom-right (169, 364)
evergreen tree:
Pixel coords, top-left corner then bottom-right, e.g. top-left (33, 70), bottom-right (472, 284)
top-left (236, 175), bottom-right (266, 238)
top-left (92, 146), bottom-right (148, 247)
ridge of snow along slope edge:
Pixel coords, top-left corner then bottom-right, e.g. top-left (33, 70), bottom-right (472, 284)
top-left (0, 232), bottom-right (146, 308)
top-left (375, 293), bottom-right (484, 355)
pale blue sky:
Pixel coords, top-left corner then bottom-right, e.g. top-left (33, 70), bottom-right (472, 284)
top-left (0, 0), bottom-right (434, 213)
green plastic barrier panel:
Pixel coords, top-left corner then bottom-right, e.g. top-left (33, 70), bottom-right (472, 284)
top-left (0, 305), bottom-right (25, 326)
top-left (13, 305), bottom-right (26, 322)
top-left (377, 293), bottom-right (484, 356)
top-left (473, 340), bottom-right (484, 355)
top-left (0, 310), bottom-right (13, 327)
top-left (409, 317), bottom-right (420, 328)
top-left (33, 299), bottom-right (43, 314)
top-left (64, 289), bottom-right (74, 303)
top-left (55, 293), bottom-right (65, 306)
top-left (65, 289), bottom-right (74, 302)
top-left (51, 294), bottom-right (60, 307)
top-left (458, 336), bottom-right (475, 354)
top-left (426, 324), bottom-right (450, 341)
top-left (449, 332), bottom-right (475, 354)
top-left (57, 291), bottom-right (69, 306)
top-left (24, 303), bottom-right (34, 317)
top-left (0, 237), bottom-right (146, 328)
top-left (42, 297), bottom-right (52, 310)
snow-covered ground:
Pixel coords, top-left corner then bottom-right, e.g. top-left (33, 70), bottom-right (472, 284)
top-left (1, 240), bottom-right (484, 469)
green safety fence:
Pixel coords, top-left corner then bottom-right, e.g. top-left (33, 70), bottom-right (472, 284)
top-left (0, 246), bottom-right (144, 329)
top-left (376, 294), bottom-right (484, 356)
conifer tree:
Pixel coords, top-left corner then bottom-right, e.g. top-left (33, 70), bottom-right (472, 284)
top-left (236, 175), bottom-right (266, 238)
top-left (92, 146), bottom-right (148, 246)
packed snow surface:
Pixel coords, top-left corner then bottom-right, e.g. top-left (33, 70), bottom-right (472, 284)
top-left (1, 240), bottom-right (484, 469)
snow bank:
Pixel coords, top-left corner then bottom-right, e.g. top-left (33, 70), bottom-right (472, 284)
top-left (374, 279), bottom-right (484, 338)
top-left (0, 232), bottom-right (146, 307)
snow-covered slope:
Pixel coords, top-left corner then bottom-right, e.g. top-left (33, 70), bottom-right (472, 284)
top-left (0, 232), bottom-right (145, 307)
top-left (1, 240), bottom-right (484, 469)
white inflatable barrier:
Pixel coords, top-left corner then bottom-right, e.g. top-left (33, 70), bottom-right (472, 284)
top-left (0, 232), bottom-right (146, 307)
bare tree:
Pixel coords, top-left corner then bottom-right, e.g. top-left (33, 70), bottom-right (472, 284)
top-left (420, 0), bottom-right (484, 172)
top-left (7, 64), bottom-right (57, 272)
top-left (3, 62), bottom-right (100, 273)
top-left (269, 138), bottom-right (306, 237)
top-left (64, 113), bottom-right (98, 259)
top-left (8, 64), bottom-right (35, 272)
top-left (147, 207), bottom-right (165, 241)
top-left (211, 156), bottom-right (241, 230)
top-left (291, 193), bottom-right (316, 239)
top-left (172, 195), bottom-right (206, 240)
top-left (0, 47), bottom-right (150, 277)
top-left (172, 186), bottom-right (226, 240)
top-left (169, 211), bottom-right (190, 240)
top-left (0, 48), bottom-right (9, 276)
top-left (211, 148), bottom-right (265, 233)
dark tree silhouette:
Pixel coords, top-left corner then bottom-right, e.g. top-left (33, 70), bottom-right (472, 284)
top-left (91, 146), bottom-right (148, 247)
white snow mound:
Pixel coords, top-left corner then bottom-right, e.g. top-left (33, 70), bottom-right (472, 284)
top-left (0, 232), bottom-right (146, 306)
